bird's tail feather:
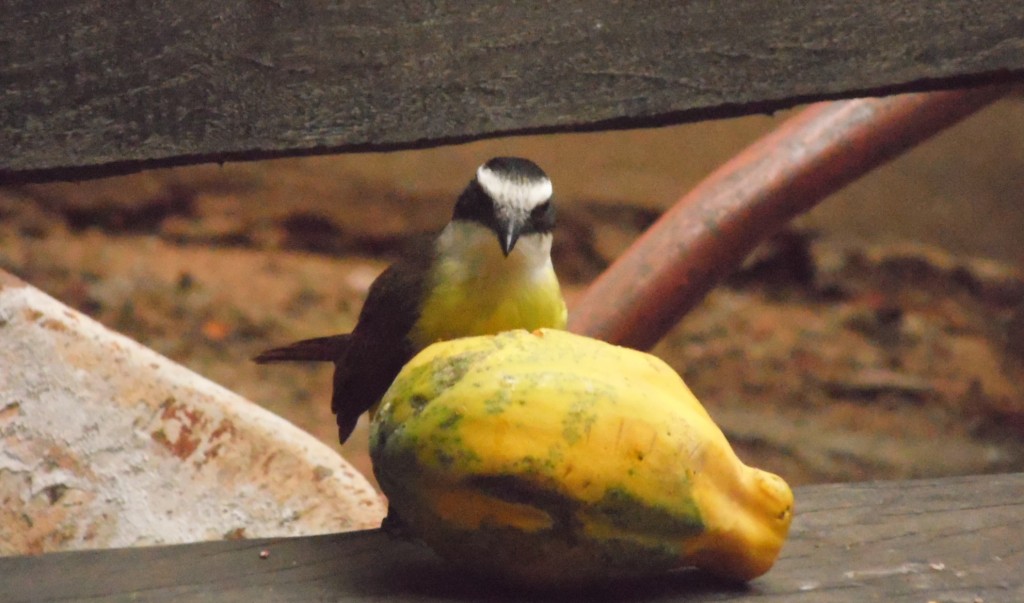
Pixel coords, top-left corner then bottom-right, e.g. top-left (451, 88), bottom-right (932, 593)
top-left (252, 334), bottom-right (352, 363)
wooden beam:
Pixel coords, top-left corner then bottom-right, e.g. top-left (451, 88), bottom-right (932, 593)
top-left (2, 1), bottom-right (1023, 184)
top-left (4, 473), bottom-right (1023, 601)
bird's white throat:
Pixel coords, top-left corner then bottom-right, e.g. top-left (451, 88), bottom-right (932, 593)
top-left (435, 221), bottom-right (554, 284)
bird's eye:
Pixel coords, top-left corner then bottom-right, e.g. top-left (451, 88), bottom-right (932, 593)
top-left (531, 201), bottom-right (550, 220)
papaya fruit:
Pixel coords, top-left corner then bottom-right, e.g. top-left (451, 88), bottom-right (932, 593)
top-left (370, 329), bottom-right (793, 588)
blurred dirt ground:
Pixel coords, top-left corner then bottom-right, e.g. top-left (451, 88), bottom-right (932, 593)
top-left (2, 98), bottom-right (1023, 489)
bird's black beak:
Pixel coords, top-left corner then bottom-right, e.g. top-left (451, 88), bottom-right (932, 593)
top-left (498, 218), bottom-right (522, 257)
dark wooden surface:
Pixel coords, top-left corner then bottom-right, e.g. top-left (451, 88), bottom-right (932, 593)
top-left (3, 1), bottom-right (1024, 184)
top-left (4, 473), bottom-right (1022, 602)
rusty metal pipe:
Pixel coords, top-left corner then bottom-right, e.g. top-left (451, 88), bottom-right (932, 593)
top-left (568, 85), bottom-right (1010, 350)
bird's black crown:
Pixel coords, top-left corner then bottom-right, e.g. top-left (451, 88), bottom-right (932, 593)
top-left (482, 157), bottom-right (548, 182)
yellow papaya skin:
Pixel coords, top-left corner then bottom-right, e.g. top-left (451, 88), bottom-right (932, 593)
top-left (370, 329), bottom-right (793, 588)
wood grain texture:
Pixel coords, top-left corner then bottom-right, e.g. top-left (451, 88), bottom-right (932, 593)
top-left (4, 473), bottom-right (1022, 602)
top-left (3, 1), bottom-right (1024, 184)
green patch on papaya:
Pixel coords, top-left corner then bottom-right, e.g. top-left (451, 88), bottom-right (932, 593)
top-left (382, 365), bottom-right (436, 412)
top-left (468, 473), bottom-right (580, 537)
top-left (437, 408), bottom-right (463, 429)
top-left (431, 523), bottom-right (681, 585)
top-left (432, 524), bottom-right (565, 575)
top-left (427, 434), bottom-right (479, 469)
top-left (562, 400), bottom-right (598, 445)
top-left (483, 387), bottom-right (512, 415)
top-left (408, 393), bottom-right (431, 414)
top-left (390, 349), bottom-right (485, 402)
top-left (433, 448), bottom-right (456, 468)
top-left (511, 454), bottom-right (560, 474)
top-left (370, 430), bottom-right (422, 487)
top-left (470, 474), bottom-right (556, 505)
top-left (591, 535), bottom-right (681, 574)
top-left (368, 421), bottom-right (386, 450)
top-left (590, 486), bottom-right (703, 536)
top-left (413, 404), bottom-right (459, 431)
top-left (409, 407), bottom-right (481, 469)
top-left (430, 349), bottom-right (487, 391)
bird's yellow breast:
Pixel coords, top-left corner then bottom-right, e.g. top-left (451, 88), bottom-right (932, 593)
top-left (410, 224), bottom-right (566, 350)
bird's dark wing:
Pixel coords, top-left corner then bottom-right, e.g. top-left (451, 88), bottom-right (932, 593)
top-left (252, 234), bottom-right (436, 444)
top-left (333, 237), bottom-right (436, 442)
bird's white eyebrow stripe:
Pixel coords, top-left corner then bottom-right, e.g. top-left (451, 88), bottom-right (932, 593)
top-left (476, 164), bottom-right (553, 211)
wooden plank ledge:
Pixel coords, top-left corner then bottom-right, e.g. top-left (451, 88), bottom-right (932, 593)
top-left (3, 1), bottom-right (1024, 184)
top-left (4, 472), bottom-right (1022, 602)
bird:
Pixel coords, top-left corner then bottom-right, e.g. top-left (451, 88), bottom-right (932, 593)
top-left (254, 157), bottom-right (567, 444)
